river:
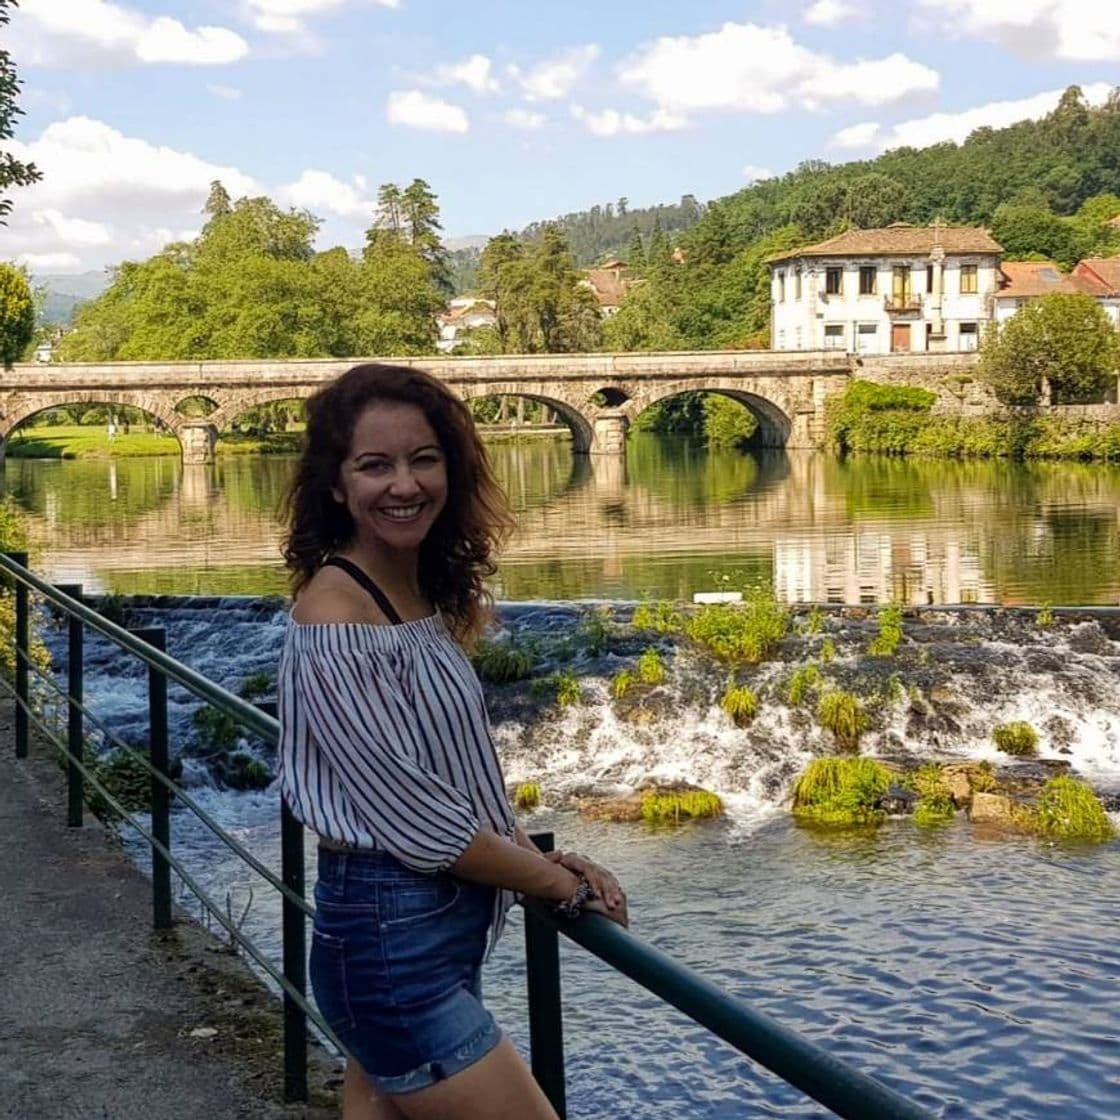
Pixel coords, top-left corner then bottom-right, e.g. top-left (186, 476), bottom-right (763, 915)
top-left (3, 437), bottom-right (1119, 604)
top-left (12, 440), bottom-right (1120, 1117)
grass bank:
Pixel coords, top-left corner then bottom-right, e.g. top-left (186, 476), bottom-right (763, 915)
top-left (6, 426), bottom-right (180, 459)
top-left (827, 381), bottom-right (1120, 462)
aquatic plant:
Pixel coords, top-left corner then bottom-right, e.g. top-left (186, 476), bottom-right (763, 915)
top-left (1036, 603), bottom-right (1054, 627)
top-left (192, 706), bottom-right (240, 755)
top-left (911, 765), bottom-right (956, 827)
top-left (641, 788), bottom-right (723, 824)
top-left (611, 669), bottom-right (637, 699)
top-left (473, 640), bottom-right (535, 683)
top-left (804, 605), bottom-right (825, 635)
top-left (792, 757), bottom-right (891, 826)
top-left (721, 684), bottom-right (759, 727)
top-left (817, 690), bottom-right (871, 752)
top-left (553, 670), bottom-right (582, 708)
top-left (971, 761), bottom-right (997, 793)
top-left (886, 673), bottom-right (905, 705)
top-left (514, 782), bottom-right (542, 811)
top-left (868, 603), bottom-right (904, 657)
top-left (238, 672), bottom-right (273, 700)
top-left (1034, 776), bottom-right (1115, 842)
top-left (685, 585), bottom-right (789, 665)
top-left (631, 598), bottom-right (684, 635)
top-left (992, 721), bottom-right (1038, 757)
top-left (819, 637), bottom-right (837, 664)
top-left (637, 647), bottom-right (665, 686)
top-left (786, 664), bottom-right (823, 707)
top-left (576, 607), bottom-right (614, 656)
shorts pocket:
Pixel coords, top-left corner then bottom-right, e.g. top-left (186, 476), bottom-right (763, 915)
top-left (383, 876), bottom-right (462, 928)
top-left (309, 929), bottom-right (355, 1033)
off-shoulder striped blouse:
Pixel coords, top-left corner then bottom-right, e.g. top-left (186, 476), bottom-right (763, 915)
top-left (277, 613), bottom-right (517, 943)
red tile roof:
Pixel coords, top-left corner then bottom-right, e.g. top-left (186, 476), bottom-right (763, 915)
top-left (1073, 259), bottom-right (1120, 297)
top-left (768, 222), bottom-right (1003, 263)
top-left (995, 261), bottom-right (1081, 299)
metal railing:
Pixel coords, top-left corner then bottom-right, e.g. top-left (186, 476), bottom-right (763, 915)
top-left (0, 552), bottom-right (938, 1119)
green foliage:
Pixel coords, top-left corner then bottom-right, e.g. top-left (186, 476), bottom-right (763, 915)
top-left (792, 757), bottom-right (891, 826)
top-left (0, 262), bottom-right (34, 367)
top-left (721, 684), bottom-right (759, 727)
top-left (1036, 603), bottom-right (1054, 627)
top-left (89, 748), bottom-right (157, 815)
top-left (0, 0), bottom-right (42, 222)
top-left (826, 381), bottom-right (937, 455)
top-left (684, 585), bottom-right (789, 665)
top-left (473, 641), bottom-right (535, 683)
top-left (804, 606), bottom-right (825, 635)
top-left (7, 426), bottom-right (180, 459)
top-left (868, 603), bottom-right (904, 657)
top-left (191, 706), bottom-right (240, 755)
top-left (819, 637), bottom-right (837, 663)
top-left (631, 599), bottom-right (684, 635)
top-left (611, 669), bottom-right (637, 699)
top-left (980, 293), bottom-right (1120, 405)
top-left (786, 664), bottom-right (823, 706)
top-left (636, 647), bottom-right (665, 686)
top-left (971, 761), bottom-right (997, 793)
top-left (640, 788), bottom-right (723, 824)
top-left (1034, 776), bottom-right (1115, 842)
top-left (992, 721), bottom-right (1039, 756)
top-left (514, 782), bottom-right (541, 811)
top-left (575, 606), bottom-right (613, 656)
top-left (701, 394), bottom-right (759, 448)
top-left (911, 765), bottom-right (956, 826)
top-left (552, 670), bottom-right (582, 707)
top-left (816, 690), bottom-right (871, 752)
top-left (238, 672), bottom-right (273, 701)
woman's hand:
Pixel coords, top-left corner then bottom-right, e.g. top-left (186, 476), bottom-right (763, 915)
top-left (583, 894), bottom-right (629, 929)
top-left (546, 850), bottom-right (627, 916)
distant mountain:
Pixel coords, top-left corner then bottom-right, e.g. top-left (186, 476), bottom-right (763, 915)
top-left (32, 270), bottom-right (111, 325)
top-left (444, 234), bottom-right (490, 252)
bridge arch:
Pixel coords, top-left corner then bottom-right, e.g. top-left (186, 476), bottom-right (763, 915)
top-left (0, 392), bottom-right (182, 441)
top-left (459, 386), bottom-right (594, 454)
top-left (626, 381), bottom-right (795, 448)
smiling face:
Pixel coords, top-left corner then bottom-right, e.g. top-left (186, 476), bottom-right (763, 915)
top-left (332, 400), bottom-right (449, 558)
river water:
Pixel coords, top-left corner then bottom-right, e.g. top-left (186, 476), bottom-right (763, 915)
top-left (12, 440), bottom-right (1120, 1117)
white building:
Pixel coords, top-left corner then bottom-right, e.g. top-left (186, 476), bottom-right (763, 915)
top-left (436, 296), bottom-right (497, 353)
top-left (769, 223), bottom-right (1003, 354)
top-left (992, 260), bottom-right (1085, 324)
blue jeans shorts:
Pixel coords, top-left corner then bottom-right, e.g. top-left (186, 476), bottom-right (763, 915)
top-left (310, 847), bottom-right (501, 1095)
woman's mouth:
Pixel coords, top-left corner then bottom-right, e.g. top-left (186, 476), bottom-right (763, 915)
top-left (379, 503), bottom-right (425, 521)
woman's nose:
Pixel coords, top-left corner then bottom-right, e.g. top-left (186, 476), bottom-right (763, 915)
top-left (389, 466), bottom-right (421, 495)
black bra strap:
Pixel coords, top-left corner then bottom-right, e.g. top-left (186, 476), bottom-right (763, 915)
top-left (322, 557), bottom-right (405, 625)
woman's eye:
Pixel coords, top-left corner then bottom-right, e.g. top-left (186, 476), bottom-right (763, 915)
top-left (414, 454), bottom-right (441, 467)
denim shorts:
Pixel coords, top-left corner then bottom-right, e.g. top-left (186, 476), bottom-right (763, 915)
top-left (310, 847), bottom-right (501, 1095)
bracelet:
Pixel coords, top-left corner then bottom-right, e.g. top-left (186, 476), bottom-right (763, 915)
top-left (553, 873), bottom-right (594, 919)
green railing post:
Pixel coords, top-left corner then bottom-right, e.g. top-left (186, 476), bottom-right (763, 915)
top-left (56, 583), bottom-right (84, 827)
top-left (526, 831), bottom-right (567, 1118)
top-left (132, 626), bottom-right (172, 931)
top-left (259, 699), bottom-right (310, 1104)
top-left (6, 550), bottom-right (29, 758)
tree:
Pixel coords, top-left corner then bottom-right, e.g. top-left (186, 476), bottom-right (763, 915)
top-left (990, 203), bottom-right (1079, 267)
top-left (0, 262), bottom-right (34, 367)
top-left (627, 224), bottom-right (646, 272)
top-left (0, 0), bottom-right (41, 223)
top-left (203, 180), bottom-right (232, 217)
top-left (980, 293), bottom-right (1120, 405)
top-left (401, 179), bottom-right (452, 295)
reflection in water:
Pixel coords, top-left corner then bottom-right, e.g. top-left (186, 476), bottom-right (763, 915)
top-left (3, 438), bottom-right (1119, 604)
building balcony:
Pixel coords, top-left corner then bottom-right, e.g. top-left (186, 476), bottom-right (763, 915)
top-left (883, 294), bottom-right (923, 315)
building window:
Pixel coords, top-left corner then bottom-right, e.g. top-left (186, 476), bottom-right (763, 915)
top-left (926, 264), bottom-right (934, 293)
top-left (794, 270), bottom-right (802, 301)
top-left (778, 329), bottom-right (786, 348)
top-left (824, 324), bottom-right (845, 349)
top-left (825, 267), bottom-right (842, 295)
top-left (859, 266), bottom-right (876, 295)
top-left (777, 271), bottom-right (785, 301)
top-left (892, 266), bottom-right (912, 303)
top-left (856, 323), bottom-right (877, 352)
top-left (795, 326), bottom-right (803, 349)
top-left (959, 322), bottom-right (978, 351)
top-left (960, 264), bottom-right (978, 294)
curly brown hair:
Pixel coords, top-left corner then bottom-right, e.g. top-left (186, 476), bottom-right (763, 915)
top-left (282, 363), bottom-right (515, 645)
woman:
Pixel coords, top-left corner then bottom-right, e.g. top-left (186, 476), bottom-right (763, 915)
top-left (278, 363), bottom-right (628, 1120)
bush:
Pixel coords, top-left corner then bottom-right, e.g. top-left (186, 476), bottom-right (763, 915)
top-left (575, 607), bottom-right (613, 656)
top-left (636, 647), bottom-right (665, 685)
top-left (514, 782), bottom-right (541, 811)
top-left (1034, 776), bottom-right (1115, 842)
top-left (819, 637), bottom-right (837, 663)
top-left (804, 605), bottom-right (825, 635)
top-left (631, 599), bottom-right (684, 635)
top-left (473, 641), bottom-right (535, 683)
top-left (553, 670), bottom-right (582, 707)
top-left (611, 669), bottom-right (636, 699)
top-left (993, 721), bottom-right (1038, 756)
top-left (868, 603), bottom-right (904, 657)
top-left (911, 765), bottom-right (956, 826)
top-left (786, 664), bottom-right (823, 706)
top-left (685, 585), bottom-right (789, 665)
top-left (792, 758), bottom-right (892, 826)
top-left (817, 690), bottom-right (871, 752)
top-left (721, 684), bottom-right (759, 727)
top-left (641, 789), bottom-right (723, 824)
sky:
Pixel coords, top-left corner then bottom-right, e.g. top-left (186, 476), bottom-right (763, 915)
top-left (4, 0), bottom-right (1119, 276)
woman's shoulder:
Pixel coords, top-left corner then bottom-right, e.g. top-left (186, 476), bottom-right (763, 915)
top-left (290, 565), bottom-right (389, 627)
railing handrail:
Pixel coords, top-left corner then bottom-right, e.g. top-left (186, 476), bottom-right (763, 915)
top-left (0, 551), bottom-right (940, 1118)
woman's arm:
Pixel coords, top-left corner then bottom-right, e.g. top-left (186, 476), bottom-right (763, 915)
top-left (451, 826), bottom-right (581, 901)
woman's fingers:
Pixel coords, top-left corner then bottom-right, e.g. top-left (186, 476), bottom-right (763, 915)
top-left (558, 854), bottom-right (625, 910)
top-left (583, 896), bottom-right (629, 929)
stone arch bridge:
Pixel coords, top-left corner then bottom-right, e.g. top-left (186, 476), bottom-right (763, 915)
top-left (0, 351), bottom-right (982, 463)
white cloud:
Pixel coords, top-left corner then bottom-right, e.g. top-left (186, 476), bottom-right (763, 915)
top-left (206, 84), bottom-right (243, 100)
top-left (915, 0), bottom-right (1120, 62)
top-left (618, 21), bottom-right (938, 114)
top-left (16, 0), bottom-right (248, 66)
top-left (804, 0), bottom-right (867, 26)
top-left (571, 104), bottom-right (687, 137)
top-left (4, 116), bottom-right (258, 271)
top-left (742, 165), bottom-right (775, 183)
top-left (433, 54), bottom-right (500, 95)
top-left (830, 82), bottom-right (1114, 151)
top-left (386, 90), bottom-right (469, 133)
top-left (503, 108), bottom-right (547, 131)
top-left (279, 169), bottom-right (373, 218)
top-left (19, 251), bottom-right (84, 273)
top-left (245, 0), bottom-right (398, 36)
top-left (509, 45), bottom-right (600, 101)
